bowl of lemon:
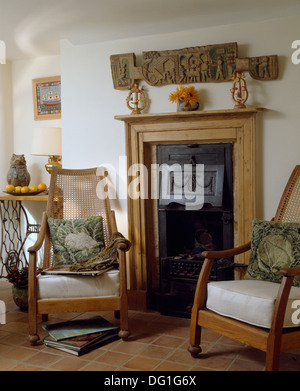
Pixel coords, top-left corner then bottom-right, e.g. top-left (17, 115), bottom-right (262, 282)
top-left (5, 183), bottom-right (47, 196)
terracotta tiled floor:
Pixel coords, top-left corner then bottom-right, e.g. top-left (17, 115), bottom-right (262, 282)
top-left (0, 279), bottom-right (300, 372)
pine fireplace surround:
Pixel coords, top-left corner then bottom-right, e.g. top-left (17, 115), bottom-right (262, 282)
top-left (115, 108), bottom-right (263, 310)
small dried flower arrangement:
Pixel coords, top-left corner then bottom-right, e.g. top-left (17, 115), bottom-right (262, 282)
top-left (169, 85), bottom-right (199, 105)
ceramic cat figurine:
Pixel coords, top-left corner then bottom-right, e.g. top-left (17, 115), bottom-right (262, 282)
top-left (7, 154), bottom-right (30, 187)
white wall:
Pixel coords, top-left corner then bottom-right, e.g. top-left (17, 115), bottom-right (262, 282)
top-left (11, 55), bottom-right (61, 251)
top-left (0, 62), bottom-right (13, 190)
top-left (60, 15), bottom-right (300, 234)
top-left (12, 55), bottom-right (61, 189)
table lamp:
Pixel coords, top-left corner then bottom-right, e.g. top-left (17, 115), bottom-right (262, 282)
top-left (31, 127), bottom-right (62, 174)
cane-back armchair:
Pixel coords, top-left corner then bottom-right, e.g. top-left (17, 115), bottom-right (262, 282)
top-left (189, 165), bottom-right (300, 371)
top-left (28, 167), bottom-right (130, 345)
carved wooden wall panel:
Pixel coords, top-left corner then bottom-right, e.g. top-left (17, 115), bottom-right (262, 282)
top-left (111, 42), bottom-right (278, 90)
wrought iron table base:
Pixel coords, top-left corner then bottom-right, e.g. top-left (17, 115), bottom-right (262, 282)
top-left (0, 194), bottom-right (47, 276)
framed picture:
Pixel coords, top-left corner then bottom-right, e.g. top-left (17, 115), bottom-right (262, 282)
top-left (32, 76), bottom-right (61, 120)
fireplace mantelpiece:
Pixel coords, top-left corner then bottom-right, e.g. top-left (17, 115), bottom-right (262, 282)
top-left (115, 108), bottom-right (263, 310)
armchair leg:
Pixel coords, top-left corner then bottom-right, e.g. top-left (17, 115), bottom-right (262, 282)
top-left (118, 329), bottom-right (130, 341)
top-left (265, 340), bottom-right (281, 371)
top-left (28, 334), bottom-right (40, 346)
top-left (118, 314), bottom-right (130, 340)
top-left (28, 303), bottom-right (40, 346)
top-left (118, 306), bottom-right (130, 340)
top-left (265, 352), bottom-right (280, 371)
top-left (118, 299), bottom-right (130, 341)
top-left (189, 309), bottom-right (202, 358)
top-left (188, 344), bottom-right (202, 358)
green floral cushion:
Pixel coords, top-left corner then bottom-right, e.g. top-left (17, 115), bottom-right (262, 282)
top-left (244, 219), bottom-right (300, 286)
top-left (48, 216), bottom-right (105, 266)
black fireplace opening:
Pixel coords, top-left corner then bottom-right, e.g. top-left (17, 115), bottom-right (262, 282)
top-left (154, 143), bottom-right (234, 317)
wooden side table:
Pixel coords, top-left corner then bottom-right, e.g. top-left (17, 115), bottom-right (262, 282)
top-left (0, 192), bottom-right (48, 276)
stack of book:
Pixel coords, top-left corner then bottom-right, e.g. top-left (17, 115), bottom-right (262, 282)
top-left (42, 316), bottom-right (119, 356)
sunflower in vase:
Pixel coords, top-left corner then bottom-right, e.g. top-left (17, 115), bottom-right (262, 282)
top-left (169, 86), bottom-right (199, 112)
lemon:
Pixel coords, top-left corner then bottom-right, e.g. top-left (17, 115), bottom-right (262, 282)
top-left (21, 186), bottom-right (29, 194)
top-left (38, 183), bottom-right (47, 191)
top-left (14, 186), bottom-right (22, 193)
top-left (30, 185), bottom-right (38, 193)
top-left (6, 184), bottom-right (15, 193)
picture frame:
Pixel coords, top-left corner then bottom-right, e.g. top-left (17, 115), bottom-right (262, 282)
top-left (32, 76), bottom-right (61, 120)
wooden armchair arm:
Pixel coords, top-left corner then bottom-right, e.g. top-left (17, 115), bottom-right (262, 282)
top-left (28, 212), bottom-right (48, 307)
top-left (28, 212), bottom-right (48, 253)
top-left (201, 241), bottom-right (251, 259)
top-left (117, 241), bottom-right (130, 298)
top-left (117, 242), bottom-right (130, 252)
top-left (191, 241), bottom-right (251, 315)
top-left (280, 266), bottom-right (300, 277)
top-left (110, 209), bottom-right (131, 253)
top-left (110, 208), bottom-right (130, 295)
top-left (117, 234), bottom-right (130, 277)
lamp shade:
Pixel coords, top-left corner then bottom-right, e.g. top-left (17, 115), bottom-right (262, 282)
top-left (31, 127), bottom-right (62, 156)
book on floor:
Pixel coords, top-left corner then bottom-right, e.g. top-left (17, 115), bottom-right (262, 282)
top-left (42, 315), bottom-right (118, 341)
top-left (43, 329), bottom-right (120, 356)
top-left (43, 330), bottom-right (111, 351)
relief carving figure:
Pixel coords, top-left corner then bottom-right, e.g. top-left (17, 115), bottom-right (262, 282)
top-left (179, 63), bottom-right (187, 83)
top-left (110, 42), bottom-right (278, 90)
top-left (212, 56), bottom-right (225, 80)
top-left (236, 55), bottom-right (278, 81)
top-left (200, 56), bottom-right (210, 82)
top-left (141, 42), bottom-right (238, 86)
top-left (110, 53), bottom-right (137, 90)
top-left (187, 56), bottom-right (200, 83)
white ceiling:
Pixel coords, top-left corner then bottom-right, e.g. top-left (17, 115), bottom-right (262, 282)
top-left (1, 0), bottom-right (300, 61)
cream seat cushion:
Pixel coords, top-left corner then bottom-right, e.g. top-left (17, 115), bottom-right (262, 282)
top-left (37, 270), bottom-right (119, 299)
top-left (206, 280), bottom-right (300, 328)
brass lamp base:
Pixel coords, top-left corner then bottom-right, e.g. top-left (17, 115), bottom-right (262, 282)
top-left (45, 155), bottom-right (62, 174)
